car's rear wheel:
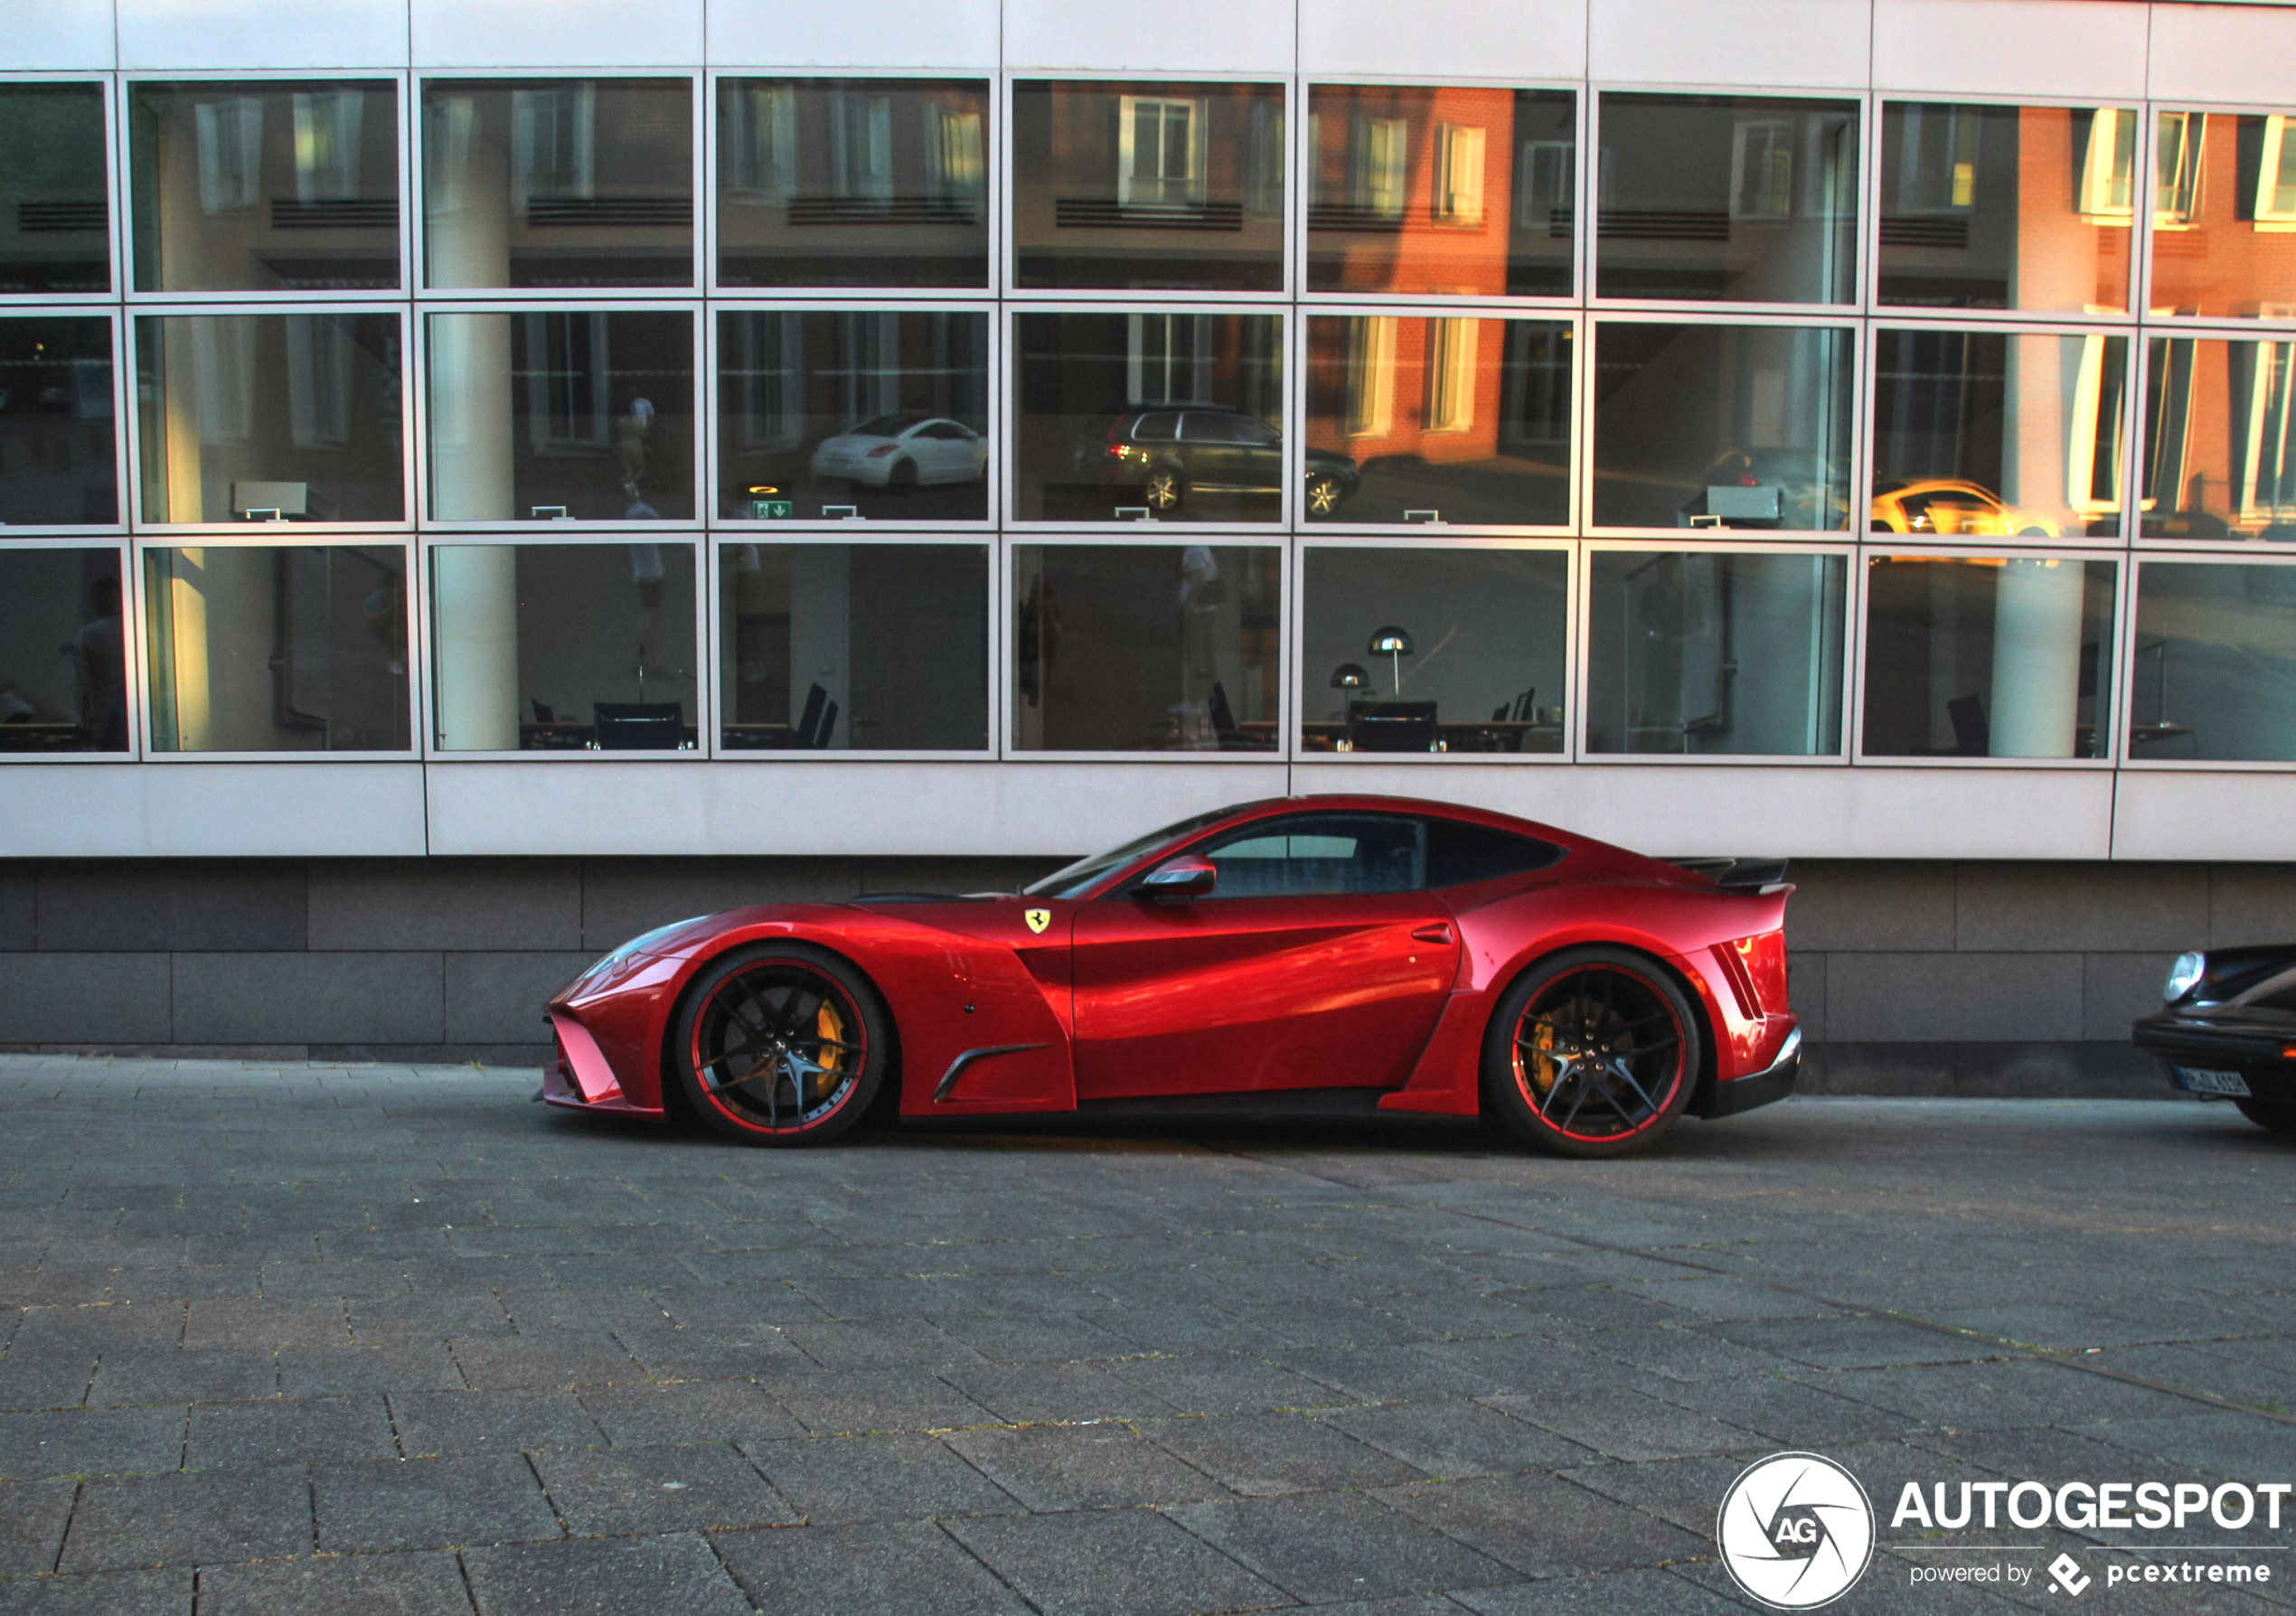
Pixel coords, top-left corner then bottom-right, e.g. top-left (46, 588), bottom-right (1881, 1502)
top-left (2235, 1096), bottom-right (2296, 1135)
top-left (1142, 466), bottom-right (1185, 512)
top-left (1482, 947), bottom-right (1698, 1158)
top-left (672, 943), bottom-right (889, 1145)
top-left (889, 458), bottom-right (917, 490)
top-left (1304, 472), bottom-right (1345, 517)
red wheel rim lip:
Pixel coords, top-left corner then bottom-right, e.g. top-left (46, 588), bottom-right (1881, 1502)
top-left (690, 964), bottom-right (869, 1135)
top-left (1510, 963), bottom-right (1687, 1143)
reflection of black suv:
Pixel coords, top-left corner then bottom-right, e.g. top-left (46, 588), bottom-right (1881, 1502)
top-left (1070, 406), bottom-right (1360, 515)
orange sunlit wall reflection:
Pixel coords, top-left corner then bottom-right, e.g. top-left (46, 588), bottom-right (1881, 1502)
top-left (1305, 85), bottom-right (1575, 297)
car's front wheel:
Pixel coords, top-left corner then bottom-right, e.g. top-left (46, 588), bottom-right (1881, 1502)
top-left (672, 943), bottom-right (891, 1145)
top-left (1482, 947), bottom-right (1699, 1158)
top-left (2235, 1096), bottom-right (2296, 1136)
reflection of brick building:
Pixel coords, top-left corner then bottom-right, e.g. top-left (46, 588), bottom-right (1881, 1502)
top-left (2153, 112), bottom-right (2296, 318)
top-left (1304, 315), bottom-right (1505, 465)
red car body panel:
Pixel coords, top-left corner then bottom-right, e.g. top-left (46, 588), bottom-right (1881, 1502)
top-left (541, 794), bottom-right (1798, 1125)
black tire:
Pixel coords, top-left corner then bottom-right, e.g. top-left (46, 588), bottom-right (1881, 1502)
top-left (1142, 465), bottom-right (1185, 512)
top-left (671, 942), bottom-right (891, 1146)
top-left (1481, 946), bottom-right (1700, 1159)
top-left (889, 459), bottom-right (918, 490)
top-left (2235, 1096), bottom-right (2296, 1135)
top-left (1303, 473), bottom-right (1345, 518)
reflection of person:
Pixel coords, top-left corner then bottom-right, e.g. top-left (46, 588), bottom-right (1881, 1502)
top-left (615, 393), bottom-right (656, 517)
top-left (1176, 546), bottom-right (1222, 749)
top-left (74, 575), bottom-right (127, 751)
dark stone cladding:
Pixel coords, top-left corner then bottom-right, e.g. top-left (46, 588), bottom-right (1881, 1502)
top-left (0, 856), bottom-right (2280, 1094)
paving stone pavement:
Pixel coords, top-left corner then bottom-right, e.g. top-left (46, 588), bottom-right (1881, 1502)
top-left (0, 1056), bottom-right (2290, 1615)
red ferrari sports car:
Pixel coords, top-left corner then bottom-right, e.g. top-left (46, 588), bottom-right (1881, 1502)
top-left (541, 794), bottom-right (1801, 1157)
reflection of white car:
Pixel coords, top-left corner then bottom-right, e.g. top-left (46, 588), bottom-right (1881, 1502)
top-left (808, 414), bottom-right (987, 488)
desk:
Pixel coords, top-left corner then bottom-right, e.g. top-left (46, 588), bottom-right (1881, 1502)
top-left (517, 722), bottom-right (700, 751)
top-left (1300, 720), bottom-right (1559, 754)
top-left (722, 723), bottom-right (801, 750)
top-left (0, 723), bottom-right (93, 754)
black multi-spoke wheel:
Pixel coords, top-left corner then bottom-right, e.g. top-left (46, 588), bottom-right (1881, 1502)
top-left (1482, 947), bottom-right (1699, 1158)
top-left (672, 944), bottom-right (889, 1145)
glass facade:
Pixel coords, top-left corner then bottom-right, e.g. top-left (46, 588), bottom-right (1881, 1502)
top-left (136, 313), bottom-right (404, 523)
top-left (1861, 556), bottom-right (2116, 758)
top-left (0, 66), bottom-right (2281, 774)
top-left (1304, 86), bottom-right (1575, 297)
top-left (717, 79), bottom-right (988, 289)
top-left (717, 309), bottom-right (987, 521)
top-left (1301, 547), bottom-right (1566, 752)
top-left (1877, 102), bottom-right (2135, 314)
top-left (0, 547), bottom-right (126, 750)
top-left (130, 81), bottom-right (400, 292)
top-left (430, 541), bottom-right (697, 750)
top-left (421, 80), bottom-right (692, 290)
top-left (144, 542), bottom-right (409, 751)
top-left (0, 315), bottom-right (116, 524)
top-left (719, 542), bottom-right (986, 750)
top-left (1587, 550), bottom-right (1846, 756)
top-left (0, 84), bottom-right (109, 294)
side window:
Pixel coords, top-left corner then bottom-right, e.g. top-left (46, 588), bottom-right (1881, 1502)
top-left (1133, 411), bottom-right (1181, 441)
top-left (1423, 817), bottom-right (1564, 887)
top-left (1192, 813), bottom-right (1426, 897)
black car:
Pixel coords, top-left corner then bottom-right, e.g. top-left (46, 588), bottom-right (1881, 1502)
top-left (2131, 947), bottom-right (2296, 1133)
top-left (1070, 405), bottom-right (1360, 516)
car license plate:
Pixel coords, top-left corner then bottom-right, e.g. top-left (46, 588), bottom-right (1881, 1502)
top-left (2175, 1066), bottom-right (2252, 1097)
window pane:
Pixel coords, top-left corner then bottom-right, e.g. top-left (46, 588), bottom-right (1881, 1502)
top-left (136, 314), bottom-right (404, 523)
top-left (423, 79), bottom-right (692, 289)
top-left (1861, 556), bottom-right (2115, 758)
top-left (129, 80), bottom-right (399, 291)
top-left (720, 543), bottom-right (985, 750)
top-left (1300, 547), bottom-right (1566, 755)
top-left (1595, 94), bottom-right (1858, 305)
top-left (0, 549), bottom-right (126, 752)
top-left (1305, 86), bottom-right (1574, 296)
top-left (1878, 103), bottom-right (2133, 314)
top-left (717, 310), bottom-right (986, 521)
top-left (426, 310), bottom-right (692, 521)
top-left (1013, 312), bottom-right (1283, 523)
top-left (1590, 323), bottom-right (1852, 531)
top-left (2149, 110), bottom-right (2296, 320)
top-left (1303, 315), bottom-right (1568, 525)
top-left (1586, 550), bottom-right (1845, 755)
top-left (2143, 336), bottom-right (2296, 540)
top-left (0, 84), bottom-right (109, 293)
top-left (1013, 544), bottom-right (1277, 751)
top-left (716, 79), bottom-right (987, 288)
top-left (1012, 80), bottom-right (1284, 291)
top-left (1197, 813), bottom-right (1425, 896)
top-left (430, 542), bottom-right (697, 750)
top-left (2131, 562), bottom-right (2296, 760)
top-left (0, 317), bottom-right (117, 524)
top-left (144, 544), bottom-right (409, 752)
top-left (1872, 330), bottom-right (2128, 540)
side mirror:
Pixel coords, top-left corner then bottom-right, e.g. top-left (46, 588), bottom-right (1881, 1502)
top-left (1135, 853), bottom-right (1217, 900)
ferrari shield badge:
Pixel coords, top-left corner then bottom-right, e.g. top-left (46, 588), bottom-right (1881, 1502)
top-left (1024, 908), bottom-right (1052, 935)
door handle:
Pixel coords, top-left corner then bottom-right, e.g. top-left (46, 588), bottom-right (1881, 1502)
top-left (1409, 923), bottom-right (1455, 944)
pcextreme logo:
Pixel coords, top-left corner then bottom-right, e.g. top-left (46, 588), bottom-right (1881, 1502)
top-left (1717, 1452), bottom-right (1877, 1609)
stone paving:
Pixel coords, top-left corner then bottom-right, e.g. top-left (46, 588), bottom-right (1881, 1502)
top-left (0, 1057), bottom-right (2291, 1614)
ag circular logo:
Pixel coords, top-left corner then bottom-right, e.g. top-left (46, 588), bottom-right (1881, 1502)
top-left (1717, 1451), bottom-right (1876, 1609)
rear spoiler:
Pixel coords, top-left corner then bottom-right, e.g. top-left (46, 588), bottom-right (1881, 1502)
top-left (1662, 856), bottom-right (1793, 896)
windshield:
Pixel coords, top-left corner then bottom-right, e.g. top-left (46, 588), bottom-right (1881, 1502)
top-left (1021, 804), bottom-right (1259, 898)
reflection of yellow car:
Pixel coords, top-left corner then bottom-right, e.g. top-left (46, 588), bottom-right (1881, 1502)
top-left (1869, 479), bottom-right (2060, 538)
